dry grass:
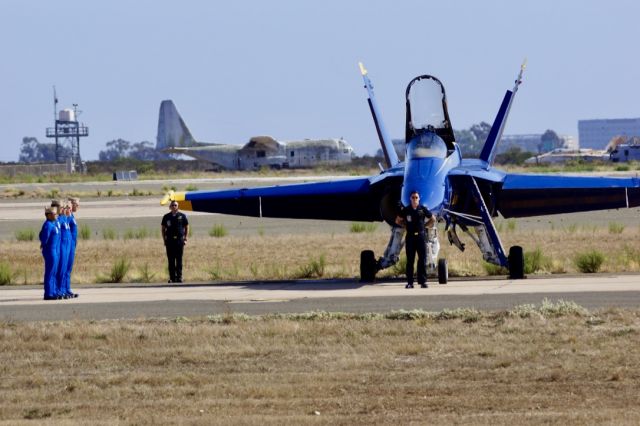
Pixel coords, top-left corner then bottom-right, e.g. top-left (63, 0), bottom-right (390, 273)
top-left (1, 305), bottom-right (640, 424)
top-left (2, 223), bottom-right (640, 285)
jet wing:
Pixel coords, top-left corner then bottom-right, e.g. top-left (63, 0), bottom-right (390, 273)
top-left (166, 176), bottom-right (394, 222)
top-left (497, 173), bottom-right (640, 218)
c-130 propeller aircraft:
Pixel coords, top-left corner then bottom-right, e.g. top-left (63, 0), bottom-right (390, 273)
top-left (163, 62), bottom-right (640, 283)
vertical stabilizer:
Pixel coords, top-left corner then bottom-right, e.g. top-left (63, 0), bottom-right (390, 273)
top-left (479, 61), bottom-right (526, 167)
top-left (359, 62), bottom-right (400, 168)
top-left (156, 100), bottom-right (197, 150)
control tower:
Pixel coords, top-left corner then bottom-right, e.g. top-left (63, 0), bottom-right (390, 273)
top-left (45, 89), bottom-right (89, 172)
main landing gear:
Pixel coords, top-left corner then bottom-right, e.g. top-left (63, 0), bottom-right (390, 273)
top-left (359, 226), bottom-right (448, 284)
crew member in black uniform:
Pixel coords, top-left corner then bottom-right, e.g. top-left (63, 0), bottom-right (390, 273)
top-left (161, 201), bottom-right (189, 283)
top-left (395, 191), bottom-right (435, 289)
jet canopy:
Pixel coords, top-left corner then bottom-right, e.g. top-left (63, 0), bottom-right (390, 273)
top-left (405, 75), bottom-right (455, 150)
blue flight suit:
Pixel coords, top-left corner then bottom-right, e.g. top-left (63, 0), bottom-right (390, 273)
top-left (39, 218), bottom-right (60, 299)
top-left (57, 215), bottom-right (72, 297)
top-left (65, 213), bottom-right (78, 296)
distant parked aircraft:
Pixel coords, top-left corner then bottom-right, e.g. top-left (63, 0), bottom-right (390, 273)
top-left (155, 100), bottom-right (354, 170)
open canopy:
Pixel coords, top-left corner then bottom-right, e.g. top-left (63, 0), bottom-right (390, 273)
top-left (405, 75), bottom-right (455, 150)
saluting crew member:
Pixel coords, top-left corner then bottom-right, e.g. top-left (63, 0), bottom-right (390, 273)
top-left (50, 199), bottom-right (65, 298)
top-left (395, 191), bottom-right (435, 289)
top-left (39, 206), bottom-right (60, 300)
top-left (65, 197), bottom-right (80, 298)
top-left (56, 202), bottom-right (73, 298)
top-left (161, 201), bottom-right (189, 283)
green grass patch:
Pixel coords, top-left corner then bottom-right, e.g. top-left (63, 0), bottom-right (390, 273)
top-left (102, 228), bottom-right (117, 240)
top-left (208, 224), bottom-right (228, 238)
top-left (98, 257), bottom-right (131, 283)
top-left (124, 227), bottom-right (150, 240)
top-left (349, 222), bottom-right (378, 233)
top-left (295, 255), bottom-right (326, 279)
top-left (524, 247), bottom-right (552, 274)
top-left (483, 262), bottom-right (508, 275)
top-left (206, 263), bottom-right (223, 281)
top-left (387, 256), bottom-right (407, 278)
top-left (608, 222), bottom-right (625, 234)
top-left (135, 263), bottom-right (156, 283)
top-left (79, 224), bottom-right (91, 240)
top-left (15, 228), bottom-right (35, 242)
top-left (0, 262), bottom-right (12, 285)
top-left (574, 250), bottom-right (605, 273)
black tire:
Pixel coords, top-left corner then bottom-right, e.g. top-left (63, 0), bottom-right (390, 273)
top-left (360, 250), bottom-right (376, 283)
top-left (438, 258), bottom-right (448, 284)
top-left (508, 246), bottom-right (525, 279)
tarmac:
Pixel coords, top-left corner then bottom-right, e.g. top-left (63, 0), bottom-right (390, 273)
top-left (2, 274), bottom-right (640, 321)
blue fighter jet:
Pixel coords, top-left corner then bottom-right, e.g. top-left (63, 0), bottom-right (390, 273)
top-left (163, 62), bottom-right (640, 283)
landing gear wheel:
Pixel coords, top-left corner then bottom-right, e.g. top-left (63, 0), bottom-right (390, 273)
top-left (508, 245), bottom-right (525, 279)
top-left (437, 258), bottom-right (448, 284)
top-left (360, 250), bottom-right (376, 283)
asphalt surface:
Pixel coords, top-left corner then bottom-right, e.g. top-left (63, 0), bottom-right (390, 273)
top-left (2, 274), bottom-right (640, 322)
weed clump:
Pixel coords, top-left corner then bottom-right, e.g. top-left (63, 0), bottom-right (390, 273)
top-left (524, 247), bottom-right (552, 274)
top-left (608, 222), bottom-right (625, 234)
top-left (209, 224), bottom-right (228, 238)
top-left (136, 263), bottom-right (156, 283)
top-left (539, 298), bottom-right (588, 317)
top-left (0, 262), bottom-right (12, 285)
top-left (349, 222), bottom-right (377, 233)
top-left (102, 228), bottom-right (117, 240)
top-left (79, 224), bottom-right (91, 240)
top-left (295, 255), bottom-right (326, 278)
top-left (15, 228), bottom-right (35, 242)
top-left (483, 262), bottom-right (508, 276)
top-left (575, 250), bottom-right (605, 273)
top-left (97, 257), bottom-right (131, 283)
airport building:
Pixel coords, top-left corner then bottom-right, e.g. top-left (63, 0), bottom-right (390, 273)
top-left (578, 118), bottom-right (640, 150)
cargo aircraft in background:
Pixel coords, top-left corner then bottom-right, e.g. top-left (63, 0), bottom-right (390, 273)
top-left (163, 62), bottom-right (640, 283)
top-left (156, 100), bottom-right (354, 170)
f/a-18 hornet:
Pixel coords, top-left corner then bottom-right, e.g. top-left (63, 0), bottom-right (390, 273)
top-left (163, 62), bottom-right (640, 283)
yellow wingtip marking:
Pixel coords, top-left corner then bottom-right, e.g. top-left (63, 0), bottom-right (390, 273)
top-left (358, 61), bottom-right (368, 76)
top-left (160, 190), bottom-right (174, 206)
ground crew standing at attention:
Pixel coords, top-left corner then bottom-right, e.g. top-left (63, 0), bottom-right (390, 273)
top-left (161, 201), bottom-right (189, 283)
top-left (39, 206), bottom-right (60, 300)
top-left (395, 191), bottom-right (435, 289)
top-left (65, 197), bottom-right (80, 298)
top-left (57, 202), bottom-right (73, 298)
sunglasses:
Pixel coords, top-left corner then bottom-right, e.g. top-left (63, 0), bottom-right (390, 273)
top-left (410, 196), bottom-right (419, 199)
top-left (170, 204), bottom-right (178, 207)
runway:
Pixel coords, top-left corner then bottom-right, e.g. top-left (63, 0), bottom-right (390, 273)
top-left (2, 273), bottom-right (640, 321)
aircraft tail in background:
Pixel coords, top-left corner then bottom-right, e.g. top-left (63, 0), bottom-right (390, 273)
top-left (156, 100), bottom-right (198, 150)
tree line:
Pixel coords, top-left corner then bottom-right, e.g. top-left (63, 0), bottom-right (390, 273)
top-left (17, 123), bottom-right (564, 166)
top-left (17, 137), bottom-right (168, 163)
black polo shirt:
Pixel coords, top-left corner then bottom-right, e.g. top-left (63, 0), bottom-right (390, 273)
top-left (400, 205), bottom-right (432, 236)
top-left (162, 212), bottom-right (189, 241)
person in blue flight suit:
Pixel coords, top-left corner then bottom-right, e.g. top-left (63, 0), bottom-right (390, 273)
top-left (56, 202), bottom-right (73, 299)
top-left (161, 201), bottom-right (189, 283)
top-left (64, 197), bottom-right (80, 298)
top-left (39, 206), bottom-right (60, 300)
top-left (395, 191), bottom-right (435, 289)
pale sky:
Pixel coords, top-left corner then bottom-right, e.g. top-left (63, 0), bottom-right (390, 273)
top-left (2, 0), bottom-right (639, 162)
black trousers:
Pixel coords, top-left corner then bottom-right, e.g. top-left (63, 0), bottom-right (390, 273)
top-left (405, 234), bottom-right (427, 285)
top-left (165, 240), bottom-right (184, 281)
